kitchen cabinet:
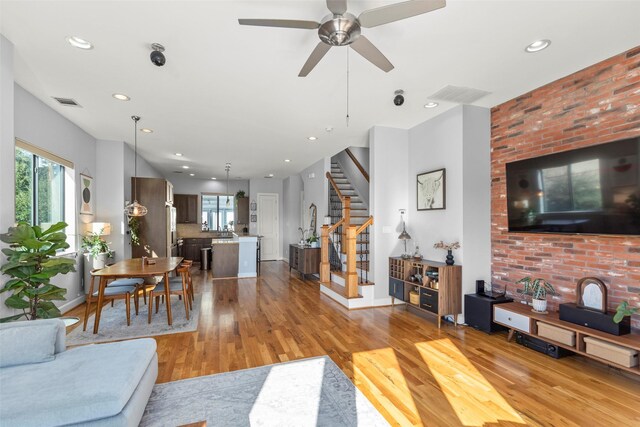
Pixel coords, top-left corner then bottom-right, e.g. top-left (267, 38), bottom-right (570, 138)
top-left (175, 194), bottom-right (198, 224)
top-left (182, 238), bottom-right (210, 263)
top-left (236, 198), bottom-right (249, 225)
top-left (131, 177), bottom-right (173, 258)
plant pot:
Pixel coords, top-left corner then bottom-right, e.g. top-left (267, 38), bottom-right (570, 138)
top-left (532, 298), bottom-right (547, 313)
top-left (83, 252), bottom-right (115, 294)
top-left (310, 241), bottom-right (319, 248)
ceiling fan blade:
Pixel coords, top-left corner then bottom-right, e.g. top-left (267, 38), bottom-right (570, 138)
top-left (238, 19), bottom-right (320, 29)
top-left (350, 36), bottom-right (394, 72)
top-left (299, 42), bottom-right (332, 77)
top-left (327, 0), bottom-right (348, 15)
top-left (358, 0), bottom-right (446, 28)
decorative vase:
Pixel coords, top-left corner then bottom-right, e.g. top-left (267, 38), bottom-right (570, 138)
top-left (445, 249), bottom-right (454, 265)
top-left (532, 298), bottom-right (547, 313)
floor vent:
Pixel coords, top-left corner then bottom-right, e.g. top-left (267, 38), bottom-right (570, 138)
top-left (429, 85), bottom-right (490, 104)
top-left (52, 97), bottom-right (81, 107)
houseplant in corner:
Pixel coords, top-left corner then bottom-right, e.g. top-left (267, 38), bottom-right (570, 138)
top-left (0, 222), bottom-right (76, 322)
top-left (516, 276), bottom-right (557, 313)
top-left (81, 229), bottom-right (114, 270)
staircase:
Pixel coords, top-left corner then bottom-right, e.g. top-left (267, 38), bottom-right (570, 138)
top-left (320, 155), bottom-right (374, 309)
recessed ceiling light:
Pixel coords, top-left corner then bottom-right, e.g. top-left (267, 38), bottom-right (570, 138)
top-left (175, 153), bottom-right (183, 157)
top-left (269, 173), bottom-right (274, 177)
top-left (112, 93), bottom-right (130, 101)
top-left (67, 36), bottom-right (93, 50)
top-left (140, 128), bottom-right (153, 133)
top-left (284, 159), bottom-right (291, 163)
top-left (424, 102), bottom-right (439, 108)
top-left (211, 177), bottom-right (217, 180)
top-left (182, 165), bottom-right (189, 169)
top-left (525, 39), bottom-right (551, 53)
top-left (189, 173), bottom-right (195, 176)
top-left (308, 136), bottom-right (317, 141)
top-left (325, 127), bottom-right (333, 132)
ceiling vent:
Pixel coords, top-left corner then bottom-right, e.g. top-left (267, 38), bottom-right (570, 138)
top-left (52, 97), bottom-right (81, 107)
top-left (172, 171), bottom-right (184, 174)
top-left (429, 85), bottom-right (490, 104)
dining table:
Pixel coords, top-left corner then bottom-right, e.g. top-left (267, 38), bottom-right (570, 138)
top-left (91, 257), bottom-right (183, 334)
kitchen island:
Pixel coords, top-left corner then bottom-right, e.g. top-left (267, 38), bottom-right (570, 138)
top-left (211, 234), bottom-right (258, 278)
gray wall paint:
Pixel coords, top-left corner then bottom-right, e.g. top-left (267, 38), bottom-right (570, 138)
top-left (332, 148), bottom-right (369, 207)
top-left (300, 158), bottom-right (329, 230)
top-left (0, 36), bottom-right (15, 318)
top-left (96, 140), bottom-right (125, 261)
top-left (7, 84), bottom-right (98, 315)
top-left (282, 175), bottom-right (303, 260)
top-left (370, 126), bottom-right (409, 301)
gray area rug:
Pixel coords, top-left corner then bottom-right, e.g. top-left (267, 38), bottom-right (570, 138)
top-left (66, 294), bottom-right (200, 345)
top-left (140, 356), bottom-right (389, 427)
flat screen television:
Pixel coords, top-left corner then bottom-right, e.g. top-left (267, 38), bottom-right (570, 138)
top-left (506, 136), bottom-right (640, 235)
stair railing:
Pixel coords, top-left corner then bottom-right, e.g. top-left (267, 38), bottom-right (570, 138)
top-left (320, 218), bottom-right (344, 284)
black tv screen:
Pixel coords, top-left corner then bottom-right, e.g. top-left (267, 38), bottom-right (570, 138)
top-left (506, 137), bottom-right (640, 235)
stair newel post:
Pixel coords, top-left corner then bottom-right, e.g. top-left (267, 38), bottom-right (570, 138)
top-left (320, 224), bottom-right (330, 284)
top-left (346, 225), bottom-right (358, 298)
top-left (342, 196), bottom-right (351, 254)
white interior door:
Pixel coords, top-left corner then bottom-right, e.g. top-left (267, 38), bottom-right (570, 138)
top-left (257, 193), bottom-right (279, 261)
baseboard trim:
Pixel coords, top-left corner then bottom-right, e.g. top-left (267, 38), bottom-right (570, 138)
top-left (61, 295), bottom-right (85, 315)
top-left (238, 272), bottom-right (257, 278)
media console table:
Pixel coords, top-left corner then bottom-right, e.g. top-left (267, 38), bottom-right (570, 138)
top-left (493, 302), bottom-right (640, 375)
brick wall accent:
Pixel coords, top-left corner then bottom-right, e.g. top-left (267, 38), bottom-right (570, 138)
top-left (491, 46), bottom-right (640, 329)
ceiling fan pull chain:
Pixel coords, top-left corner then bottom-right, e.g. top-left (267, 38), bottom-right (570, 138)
top-left (346, 47), bottom-right (350, 127)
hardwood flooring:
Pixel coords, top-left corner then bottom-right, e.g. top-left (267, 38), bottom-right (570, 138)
top-left (68, 261), bottom-right (640, 426)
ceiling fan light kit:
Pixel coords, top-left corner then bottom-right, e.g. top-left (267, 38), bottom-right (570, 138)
top-left (239, 0), bottom-right (446, 76)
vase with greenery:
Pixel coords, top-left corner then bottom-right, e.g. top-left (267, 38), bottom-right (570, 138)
top-left (128, 216), bottom-right (140, 247)
top-left (235, 190), bottom-right (245, 198)
top-left (516, 276), bottom-right (556, 313)
top-left (614, 300), bottom-right (638, 323)
top-left (0, 222), bottom-right (76, 322)
top-left (81, 230), bottom-right (114, 270)
top-left (307, 233), bottom-right (319, 248)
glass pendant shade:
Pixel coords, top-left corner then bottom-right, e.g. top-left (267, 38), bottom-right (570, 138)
top-left (125, 200), bottom-right (148, 217)
top-left (124, 115), bottom-right (148, 217)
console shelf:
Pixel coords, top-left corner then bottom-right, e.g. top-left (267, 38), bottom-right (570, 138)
top-left (493, 302), bottom-right (640, 375)
top-left (388, 257), bottom-right (462, 328)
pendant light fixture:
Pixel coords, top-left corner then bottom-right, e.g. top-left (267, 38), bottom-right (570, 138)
top-left (225, 162), bottom-right (231, 207)
top-left (124, 115), bottom-right (148, 217)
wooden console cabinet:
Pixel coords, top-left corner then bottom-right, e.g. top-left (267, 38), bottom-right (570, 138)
top-left (493, 302), bottom-right (640, 375)
top-left (388, 257), bottom-right (462, 328)
top-left (289, 244), bottom-right (320, 279)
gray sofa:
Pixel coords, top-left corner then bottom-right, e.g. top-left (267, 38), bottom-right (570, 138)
top-left (0, 319), bottom-right (157, 426)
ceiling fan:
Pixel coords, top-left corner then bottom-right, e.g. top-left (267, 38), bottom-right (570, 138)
top-left (239, 0), bottom-right (446, 77)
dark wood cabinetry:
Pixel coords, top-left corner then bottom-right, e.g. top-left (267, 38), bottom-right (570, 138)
top-left (388, 257), bottom-right (462, 328)
top-left (182, 238), bottom-right (210, 263)
top-left (236, 198), bottom-right (249, 225)
top-left (289, 244), bottom-right (320, 279)
top-left (175, 194), bottom-right (198, 224)
top-left (131, 177), bottom-right (172, 258)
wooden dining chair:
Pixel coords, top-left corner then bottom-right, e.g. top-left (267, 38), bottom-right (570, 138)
top-left (83, 270), bottom-right (140, 331)
top-left (148, 265), bottom-right (190, 323)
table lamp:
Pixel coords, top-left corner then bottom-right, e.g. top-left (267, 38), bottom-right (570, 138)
top-left (88, 222), bottom-right (111, 236)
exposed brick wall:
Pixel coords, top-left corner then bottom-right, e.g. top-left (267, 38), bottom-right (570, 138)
top-left (491, 46), bottom-right (640, 330)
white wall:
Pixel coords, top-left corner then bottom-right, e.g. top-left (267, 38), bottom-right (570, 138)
top-left (369, 106), bottom-right (491, 315)
top-left (9, 84), bottom-right (98, 313)
top-left (282, 175), bottom-right (303, 260)
top-left (96, 140), bottom-right (126, 261)
top-left (300, 158), bottom-right (330, 229)
top-left (370, 126), bottom-right (409, 302)
top-left (249, 178), bottom-right (284, 259)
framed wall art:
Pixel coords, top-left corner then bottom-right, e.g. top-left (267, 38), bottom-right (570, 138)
top-left (79, 173), bottom-right (94, 216)
top-left (417, 168), bottom-right (446, 211)
top-left (576, 277), bottom-right (608, 313)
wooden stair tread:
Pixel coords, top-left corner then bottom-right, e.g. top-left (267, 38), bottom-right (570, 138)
top-left (321, 281), bottom-right (363, 299)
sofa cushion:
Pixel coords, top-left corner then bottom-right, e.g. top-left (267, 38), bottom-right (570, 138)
top-left (0, 320), bottom-right (61, 368)
top-left (0, 338), bottom-right (157, 427)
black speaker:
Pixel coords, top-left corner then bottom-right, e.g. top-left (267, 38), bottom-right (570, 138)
top-left (476, 280), bottom-right (485, 294)
top-left (559, 303), bottom-right (630, 336)
top-left (515, 332), bottom-right (573, 359)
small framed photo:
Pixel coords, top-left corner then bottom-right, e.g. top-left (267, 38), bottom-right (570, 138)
top-left (417, 168), bottom-right (446, 211)
top-left (576, 277), bottom-right (607, 313)
top-left (250, 214), bottom-right (257, 223)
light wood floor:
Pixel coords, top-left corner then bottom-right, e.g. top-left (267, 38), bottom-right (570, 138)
top-left (68, 261), bottom-right (640, 426)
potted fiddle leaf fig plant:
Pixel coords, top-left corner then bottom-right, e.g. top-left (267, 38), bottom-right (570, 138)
top-left (516, 276), bottom-right (557, 313)
top-left (0, 222), bottom-right (76, 322)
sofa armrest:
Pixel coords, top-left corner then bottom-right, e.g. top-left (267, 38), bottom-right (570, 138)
top-left (0, 319), bottom-right (66, 367)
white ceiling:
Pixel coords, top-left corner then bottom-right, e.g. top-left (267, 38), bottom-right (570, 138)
top-left (2, 1), bottom-right (640, 180)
